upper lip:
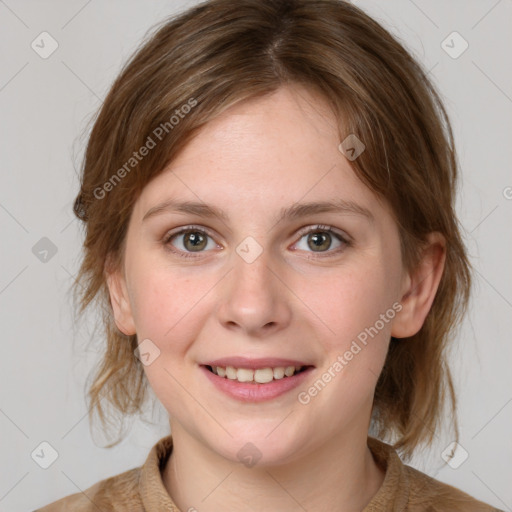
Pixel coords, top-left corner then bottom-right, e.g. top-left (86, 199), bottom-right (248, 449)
top-left (202, 357), bottom-right (313, 370)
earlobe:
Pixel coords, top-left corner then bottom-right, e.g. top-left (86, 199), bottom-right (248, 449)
top-left (391, 232), bottom-right (446, 339)
top-left (105, 260), bottom-right (136, 336)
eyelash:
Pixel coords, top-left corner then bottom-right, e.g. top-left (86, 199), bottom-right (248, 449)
top-left (162, 224), bottom-right (351, 260)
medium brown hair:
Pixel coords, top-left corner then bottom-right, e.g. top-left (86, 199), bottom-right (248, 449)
top-left (71, 0), bottom-right (471, 460)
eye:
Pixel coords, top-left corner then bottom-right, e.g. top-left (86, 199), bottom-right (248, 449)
top-left (162, 224), bottom-right (350, 259)
top-left (292, 224), bottom-right (350, 258)
top-left (163, 225), bottom-right (219, 259)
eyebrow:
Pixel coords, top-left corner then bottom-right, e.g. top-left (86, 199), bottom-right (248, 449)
top-left (142, 198), bottom-right (374, 224)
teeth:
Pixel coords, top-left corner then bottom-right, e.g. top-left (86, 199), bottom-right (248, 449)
top-left (273, 367), bottom-right (285, 379)
top-left (284, 366), bottom-right (295, 377)
top-left (254, 368), bottom-right (274, 384)
top-left (237, 368), bottom-right (254, 382)
top-left (226, 366), bottom-right (237, 379)
top-left (209, 365), bottom-right (304, 383)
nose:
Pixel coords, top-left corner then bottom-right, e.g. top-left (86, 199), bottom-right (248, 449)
top-left (215, 243), bottom-right (292, 337)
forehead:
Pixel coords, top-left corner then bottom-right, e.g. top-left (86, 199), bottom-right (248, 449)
top-left (134, 86), bottom-right (390, 223)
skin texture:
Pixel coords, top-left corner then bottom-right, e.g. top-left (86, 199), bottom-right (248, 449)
top-left (106, 85), bottom-right (446, 511)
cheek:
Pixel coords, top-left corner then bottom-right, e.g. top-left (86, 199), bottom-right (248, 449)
top-left (307, 262), bottom-right (401, 402)
top-left (304, 267), bottom-right (397, 410)
top-left (128, 266), bottom-right (208, 407)
top-left (127, 263), bottom-right (190, 342)
top-left (315, 265), bottom-right (396, 347)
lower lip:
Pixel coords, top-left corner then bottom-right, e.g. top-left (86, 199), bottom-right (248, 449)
top-left (200, 365), bottom-right (314, 403)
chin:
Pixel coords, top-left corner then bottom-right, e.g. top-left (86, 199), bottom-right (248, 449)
top-left (201, 426), bottom-right (309, 468)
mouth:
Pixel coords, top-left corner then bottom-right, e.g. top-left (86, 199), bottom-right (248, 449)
top-left (200, 362), bottom-right (315, 402)
top-left (199, 357), bottom-right (315, 402)
top-left (203, 364), bottom-right (311, 384)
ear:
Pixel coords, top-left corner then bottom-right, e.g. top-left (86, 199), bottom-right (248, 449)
top-left (104, 254), bottom-right (136, 336)
top-left (391, 232), bottom-right (446, 338)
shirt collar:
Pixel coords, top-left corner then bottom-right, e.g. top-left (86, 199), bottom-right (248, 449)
top-left (363, 436), bottom-right (410, 511)
top-left (139, 435), bottom-right (180, 511)
top-left (139, 434), bottom-right (409, 511)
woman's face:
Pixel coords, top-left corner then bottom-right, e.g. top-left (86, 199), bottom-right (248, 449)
top-left (108, 86), bottom-right (409, 465)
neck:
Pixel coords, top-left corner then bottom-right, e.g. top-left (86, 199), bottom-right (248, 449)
top-left (162, 423), bottom-right (385, 511)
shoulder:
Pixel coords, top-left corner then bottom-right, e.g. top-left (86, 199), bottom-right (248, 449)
top-left (404, 464), bottom-right (502, 512)
top-left (33, 467), bottom-right (142, 512)
top-left (366, 436), bottom-right (502, 512)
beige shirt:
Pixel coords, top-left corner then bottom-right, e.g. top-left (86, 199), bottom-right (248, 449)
top-left (34, 435), bottom-right (502, 511)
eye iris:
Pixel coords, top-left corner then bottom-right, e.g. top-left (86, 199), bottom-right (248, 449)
top-left (308, 232), bottom-right (331, 251)
top-left (184, 231), bottom-right (207, 251)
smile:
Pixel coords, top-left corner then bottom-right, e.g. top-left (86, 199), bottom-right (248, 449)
top-left (206, 365), bottom-right (307, 384)
top-left (200, 361), bottom-right (315, 402)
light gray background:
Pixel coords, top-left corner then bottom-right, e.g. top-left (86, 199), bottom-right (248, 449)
top-left (0, 1), bottom-right (511, 511)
